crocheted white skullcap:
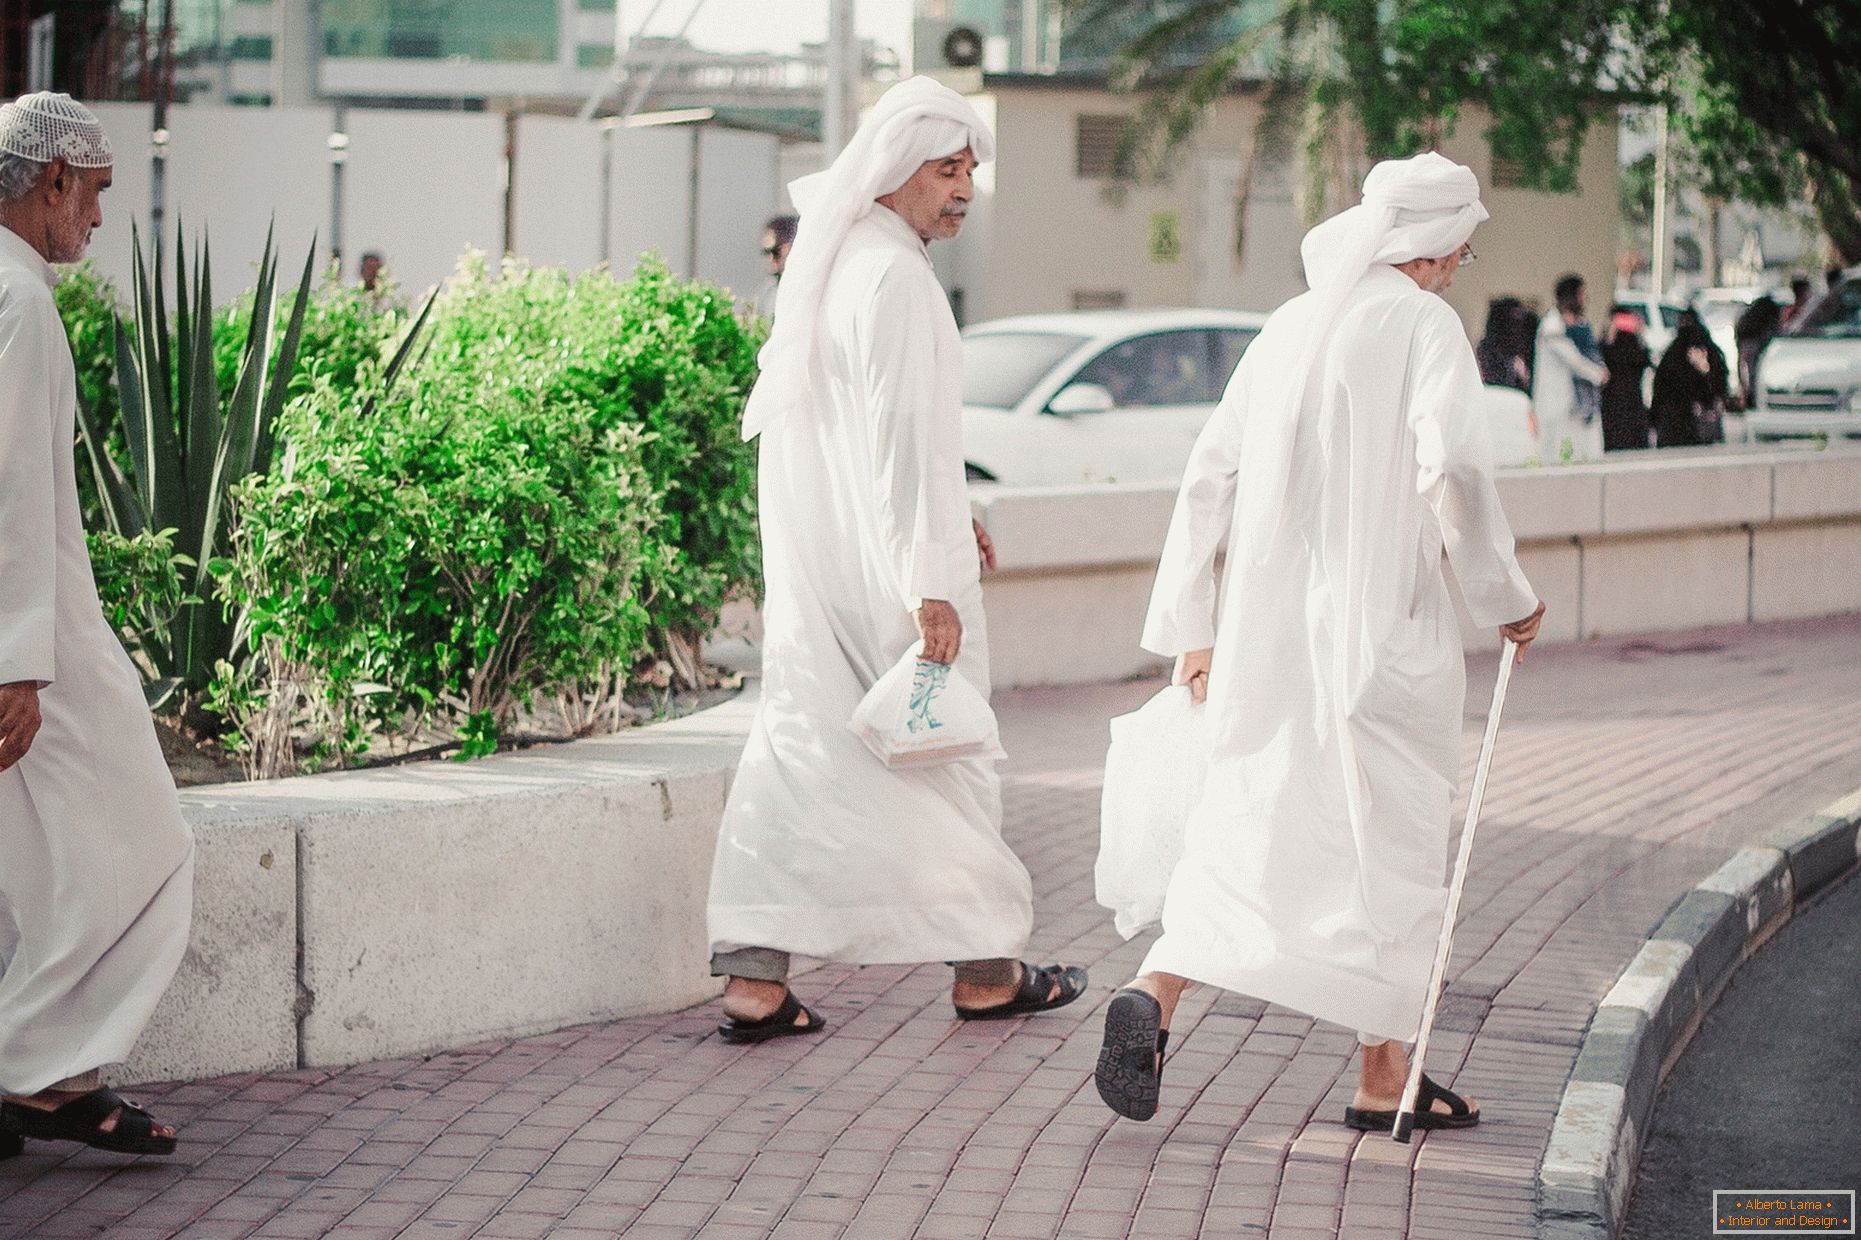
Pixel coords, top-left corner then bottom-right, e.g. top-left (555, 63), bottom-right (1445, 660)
top-left (0, 92), bottom-right (113, 168)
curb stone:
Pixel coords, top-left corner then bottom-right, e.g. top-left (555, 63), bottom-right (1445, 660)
top-left (1535, 787), bottom-right (1861, 1239)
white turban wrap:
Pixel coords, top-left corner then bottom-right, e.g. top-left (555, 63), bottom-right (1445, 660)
top-left (740, 76), bottom-right (994, 440)
top-left (1235, 151), bottom-right (1488, 558)
top-left (0, 92), bottom-right (113, 168)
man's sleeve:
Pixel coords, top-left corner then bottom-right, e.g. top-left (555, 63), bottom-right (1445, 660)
top-left (1538, 314), bottom-right (1607, 383)
top-left (1139, 366), bottom-right (1247, 656)
top-left (859, 269), bottom-right (970, 608)
top-left (1410, 300), bottom-right (1538, 630)
top-left (0, 294), bottom-right (60, 686)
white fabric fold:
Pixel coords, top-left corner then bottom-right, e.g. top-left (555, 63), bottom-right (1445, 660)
top-left (740, 75), bottom-right (993, 441)
top-left (1234, 152), bottom-right (1489, 561)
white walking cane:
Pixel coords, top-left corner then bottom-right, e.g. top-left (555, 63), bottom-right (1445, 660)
top-left (1393, 637), bottom-right (1518, 1143)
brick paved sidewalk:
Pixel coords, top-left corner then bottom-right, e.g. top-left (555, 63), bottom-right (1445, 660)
top-left (5, 618), bottom-right (1860, 1240)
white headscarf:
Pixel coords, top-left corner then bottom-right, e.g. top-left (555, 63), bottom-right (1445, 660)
top-left (1234, 151), bottom-right (1488, 556)
top-left (741, 76), bottom-right (994, 440)
top-left (0, 92), bottom-right (113, 168)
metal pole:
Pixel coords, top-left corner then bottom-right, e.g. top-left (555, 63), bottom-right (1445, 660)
top-left (328, 106), bottom-right (348, 274)
top-left (150, 0), bottom-right (175, 243)
top-left (824, 0), bottom-right (855, 159)
top-left (598, 121), bottom-right (614, 266)
top-left (1651, 104), bottom-right (1670, 299)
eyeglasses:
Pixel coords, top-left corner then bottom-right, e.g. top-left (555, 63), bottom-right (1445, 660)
top-left (761, 244), bottom-right (783, 257)
top-left (1457, 245), bottom-right (1478, 267)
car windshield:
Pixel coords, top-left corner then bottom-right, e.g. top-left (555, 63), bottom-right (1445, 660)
top-left (962, 332), bottom-right (1089, 408)
top-left (1787, 281), bottom-right (1861, 339)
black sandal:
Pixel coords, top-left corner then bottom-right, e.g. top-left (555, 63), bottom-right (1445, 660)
top-left (1344, 1073), bottom-right (1480, 1132)
top-left (953, 962), bottom-right (1088, 1021)
top-left (716, 988), bottom-right (826, 1045)
top-left (1095, 988), bottom-right (1168, 1121)
top-left (0, 1087), bottom-right (178, 1157)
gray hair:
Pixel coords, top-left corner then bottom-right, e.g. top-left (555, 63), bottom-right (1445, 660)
top-left (0, 151), bottom-right (49, 203)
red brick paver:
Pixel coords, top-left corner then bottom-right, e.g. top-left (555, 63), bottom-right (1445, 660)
top-left (4, 618), bottom-right (1859, 1239)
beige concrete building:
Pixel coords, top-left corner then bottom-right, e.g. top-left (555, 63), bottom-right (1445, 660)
top-left (943, 73), bottom-right (1620, 337)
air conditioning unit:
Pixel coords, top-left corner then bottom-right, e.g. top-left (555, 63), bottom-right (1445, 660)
top-left (914, 18), bottom-right (998, 72)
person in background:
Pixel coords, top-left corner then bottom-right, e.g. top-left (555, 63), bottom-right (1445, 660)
top-left (751, 213), bottom-right (798, 319)
top-left (1732, 296), bottom-right (1782, 401)
top-left (1599, 304), bottom-right (1652, 451)
top-left (1779, 275), bottom-right (1814, 328)
top-left (358, 250), bottom-right (384, 293)
top-left (1533, 273), bottom-right (1608, 461)
top-left (1475, 296), bottom-right (1534, 392)
top-left (1652, 310), bottom-right (1731, 447)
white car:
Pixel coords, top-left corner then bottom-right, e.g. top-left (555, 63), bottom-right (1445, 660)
top-left (961, 309), bottom-right (1268, 485)
top-left (1749, 272), bottom-right (1861, 440)
top-left (962, 308), bottom-right (1540, 484)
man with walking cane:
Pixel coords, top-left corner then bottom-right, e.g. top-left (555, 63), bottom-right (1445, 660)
top-left (1092, 152), bottom-right (1545, 1131)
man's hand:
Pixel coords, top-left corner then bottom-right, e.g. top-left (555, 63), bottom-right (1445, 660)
top-left (1173, 648), bottom-right (1213, 704)
top-left (1500, 601), bottom-right (1546, 665)
top-left (0, 681), bottom-right (44, 773)
top-left (973, 519), bottom-right (997, 573)
top-left (916, 599), bottom-right (962, 665)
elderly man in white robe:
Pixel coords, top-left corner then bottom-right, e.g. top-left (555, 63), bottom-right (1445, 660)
top-left (0, 93), bottom-right (193, 1159)
top-left (1093, 153), bottom-right (1545, 1131)
top-left (706, 77), bottom-right (1087, 1042)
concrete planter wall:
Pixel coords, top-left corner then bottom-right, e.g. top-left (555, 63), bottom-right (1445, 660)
top-left (120, 695), bottom-right (754, 1086)
top-left (973, 446), bottom-right (1861, 689)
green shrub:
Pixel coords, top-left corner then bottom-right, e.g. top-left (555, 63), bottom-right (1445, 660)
top-left (421, 253), bottom-right (764, 684)
top-left (55, 262), bottom-right (124, 527)
top-left (213, 267), bottom-right (410, 407)
top-left (215, 333), bottom-right (659, 772)
top-left (86, 528), bottom-right (194, 704)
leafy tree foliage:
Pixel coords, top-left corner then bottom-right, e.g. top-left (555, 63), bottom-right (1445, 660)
top-left (1655, 0), bottom-right (1861, 263)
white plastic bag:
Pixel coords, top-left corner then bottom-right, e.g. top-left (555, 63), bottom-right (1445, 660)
top-left (1096, 684), bottom-right (1212, 939)
top-left (849, 651), bottom-right (1006, 770)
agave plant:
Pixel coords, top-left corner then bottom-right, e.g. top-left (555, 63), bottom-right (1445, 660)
top-left (73, 220), bottom-right (315, 711)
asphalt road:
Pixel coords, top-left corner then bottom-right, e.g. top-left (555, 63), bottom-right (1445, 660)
top-left (1622, 870), bottom-right (1861, 1238)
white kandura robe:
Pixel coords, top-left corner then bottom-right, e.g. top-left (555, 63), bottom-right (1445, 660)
top-left (1137, 265), bottom-right (1536, 1042)
top-left (707, 207), bottom-right (1034, 964)
top-left (0, 226), bottom-right (194, 1095)
top-left (1532, 310), bottom-right (1607, 462)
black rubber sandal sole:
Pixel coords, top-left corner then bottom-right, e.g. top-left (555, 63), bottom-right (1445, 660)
top-left (0, 1088), bottom-right (178, 1157)
top-left (716, 988), bottom-right (826, 1045)
top-left (1095, 988), bottom-right (1165, 1121)
top-left (1344, 1074), bottom-right (1480, 1132)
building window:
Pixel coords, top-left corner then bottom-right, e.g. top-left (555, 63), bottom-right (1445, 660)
top-left (229, 34), bottom-right (273, 61)
top-left (1072, 289), bottom-right (1127, 311)
top-left (578, 43), bottom-right (614, 68)
top-left (1075, 114), bottom-right (1131, 179)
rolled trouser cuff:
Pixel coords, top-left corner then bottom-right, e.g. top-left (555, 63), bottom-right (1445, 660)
top-left (710, 946), bottom-right (791, 983)
top-left (951, 957), bottom-right (1023, 988)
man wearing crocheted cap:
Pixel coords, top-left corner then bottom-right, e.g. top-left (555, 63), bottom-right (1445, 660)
top-left (0, 92), bottom-right (194, 1160)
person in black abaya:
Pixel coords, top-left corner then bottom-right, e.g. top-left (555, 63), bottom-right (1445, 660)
top-left (1600, 305), bottom-right (1652, 450)
top-left (1652, 310), bottom-right (1731, 447)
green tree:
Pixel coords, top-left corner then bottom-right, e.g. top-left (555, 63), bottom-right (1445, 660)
top-left (1064, 0), bottom-right (1640, 233)
top-left (1654, 2), bottom-right (1861, 264)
